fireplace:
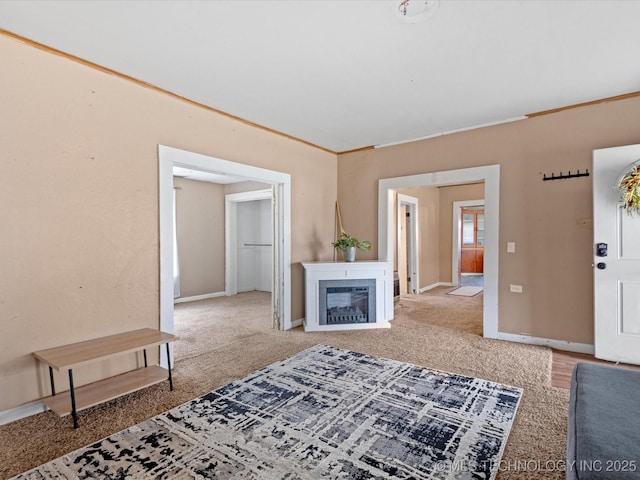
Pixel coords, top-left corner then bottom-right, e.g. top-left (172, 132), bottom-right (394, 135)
top-left (302, 261), bottom-right (392, 332)
top-left (319, 279), bottom-right (376, 325)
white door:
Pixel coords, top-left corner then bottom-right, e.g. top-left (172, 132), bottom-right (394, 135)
top-left (593, 144), bottom-right (640, 364)
top-left (398, 204), bottom-right (408, 294)
top-left (397, 194), bottom-right (419, 294)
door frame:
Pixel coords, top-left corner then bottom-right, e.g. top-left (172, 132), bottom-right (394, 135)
top-left (397, 193), bottom-right (419, 294)
top-left (225, 189), bottom-right (273, 296)
top-left (452, 199), bottom-right (485, 286)
top-left (159, 145), bottom-right (292, 355)
top-left (379, 165), bottom-right (499, 338)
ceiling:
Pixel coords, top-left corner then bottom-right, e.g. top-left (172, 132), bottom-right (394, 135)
top-left (1, 0), bottom-right (639, 153)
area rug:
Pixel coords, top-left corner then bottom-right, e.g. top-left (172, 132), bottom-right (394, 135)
top-left (447, 286), bottom-right (483, 297)
top-left (12, 345), bottom-right (522, 479)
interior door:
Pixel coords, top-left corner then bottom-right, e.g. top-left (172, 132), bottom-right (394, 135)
top-left (398, 205), bottom-right (408, 294)
top-left (593, 144), bottom-right (640, 364)
top-left (460, 208), bottom-right (484, 274)
top-left (396, 194), bottom-right (419, 294)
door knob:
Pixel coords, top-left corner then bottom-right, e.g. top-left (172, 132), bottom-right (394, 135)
top-left (597, 262), bottom-right (607, 270)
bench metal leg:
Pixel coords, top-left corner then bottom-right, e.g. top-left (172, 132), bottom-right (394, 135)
top-left (68, 369), bottom-right (79, 429)
top-left (165, 343), bottom-right (174, 391)
top-left (49, 366), bottom-right (56, 396)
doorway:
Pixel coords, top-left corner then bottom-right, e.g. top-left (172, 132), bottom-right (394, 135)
top-left (225, 189), bottom-right (273, 296)
top-left (159, 145), bottom-right (292, 367)
top-left (452, 200), bottom-right (485, 288)
top-left (397, 194), bottom-right (419, 294)
top-left (378, 165), bottom-right (500, 339)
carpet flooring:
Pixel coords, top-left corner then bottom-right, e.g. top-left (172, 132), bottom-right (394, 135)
top-left (12, 345), bottom-right (523, 479)
top-left (0, 288), bottom-right (569, 479)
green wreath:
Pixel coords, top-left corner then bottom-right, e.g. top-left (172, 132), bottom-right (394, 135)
top-left (619, 164), bottom-right (640, 216)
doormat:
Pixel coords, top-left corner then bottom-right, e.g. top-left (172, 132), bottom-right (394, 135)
top-left (448, 286), bottom-right (483, 297)
top-left (12, 345), bottom-right (522, 480)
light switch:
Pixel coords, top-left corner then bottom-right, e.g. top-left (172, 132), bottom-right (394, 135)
top-left (510, 284), bottom-right (523, 293)
top-left (507, 242), bottom-right (516, 253)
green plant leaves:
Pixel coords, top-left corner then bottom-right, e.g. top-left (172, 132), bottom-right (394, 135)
top-left (620, 166), bottom-right (640, 216)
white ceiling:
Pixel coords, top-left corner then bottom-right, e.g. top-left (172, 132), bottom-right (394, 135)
top-left (1, 0), bottom-right (639, 153)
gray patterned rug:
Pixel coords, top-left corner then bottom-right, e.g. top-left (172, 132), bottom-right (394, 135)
top-left (14, 345), bottom-right (522, 479)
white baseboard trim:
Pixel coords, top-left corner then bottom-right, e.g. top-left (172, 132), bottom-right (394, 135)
top-left (174, 291), bottom-right (226, 304)
top-left (495, 332), bottom-right (595, 355)
top-left (418, 282), bottom-right (453, 293)
top-left (0, 400), bottom-right (47, 426)
top-left (290, 318), bottom-right (303, 329)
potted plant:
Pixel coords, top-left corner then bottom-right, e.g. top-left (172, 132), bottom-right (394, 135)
top-left (332, 233), bottom-right (371, 262)
top-left (618, 164), bottom-right (640, 216)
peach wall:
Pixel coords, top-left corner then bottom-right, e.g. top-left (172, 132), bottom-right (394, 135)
top-left (174, 178), bottom-right (225, 298)
top-left (4, 28), bottom-right (640, 413)
top-left (0, 35), bottom-right (336, 411)
top-left (338, 96), bottom-right (640, 345)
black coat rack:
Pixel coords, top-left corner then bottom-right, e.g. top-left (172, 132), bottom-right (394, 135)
top-left (542, 169), bottom-right (590, 181)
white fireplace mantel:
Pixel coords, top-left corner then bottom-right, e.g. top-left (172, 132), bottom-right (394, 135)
top-left (302, 261), bottom-right (393, 332)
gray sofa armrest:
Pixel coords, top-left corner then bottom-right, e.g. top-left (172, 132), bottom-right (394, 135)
top-left (566, 362), bottom-right (640, 479)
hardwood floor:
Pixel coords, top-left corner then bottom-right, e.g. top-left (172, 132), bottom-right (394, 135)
top-left (551, 349), bottom-right (640, 389)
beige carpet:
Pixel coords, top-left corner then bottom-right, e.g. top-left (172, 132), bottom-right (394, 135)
top-left (0, 288), bottom-right (569, 479)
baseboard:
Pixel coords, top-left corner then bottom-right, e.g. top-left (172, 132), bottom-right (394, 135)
top-left (0, 400), bottom-right (47, 426)
top-left (290, 318), bottom-right (303, 329)
top-left (174, 291), bottom-right (226, 304)
top-left (495, 332), bottom-right (595, 355)
top-left (418, 282), bottom-right (453, 293)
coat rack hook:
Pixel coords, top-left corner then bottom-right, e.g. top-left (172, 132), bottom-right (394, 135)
top-left (542, 168), bottom-right (591, 181)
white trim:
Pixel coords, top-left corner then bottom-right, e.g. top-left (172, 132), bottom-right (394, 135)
top-left (452, 199), bottom-right (485, 287)
top-left (291, 318), bottom-right (304, 328)
top-left (418, 281), bottom-right (453, 293)
top-left (226, 189), bottom-right (273, 203)
top-left (374, 117), bottom-right (526, 149)
top-left (225, 189), bottom-right (273, 296)
top-left (496, 332), bottom-right (595, 355)
top-left (174, 292), bottom-right (226, 304)
top-left (397, 194), bottom-right (419, 294)
top-left (159, 145), bottom-right (292, 351)
top-left (378, 164), bottom-right (500, 338)
top-left (0, 400), bottom-right (47, 426)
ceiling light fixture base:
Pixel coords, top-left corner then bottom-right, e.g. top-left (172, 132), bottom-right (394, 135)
top-left (394, 0), bottom-right (440, 24)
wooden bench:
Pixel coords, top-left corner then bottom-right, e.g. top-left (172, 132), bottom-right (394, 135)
top-left (33, 328), bottom-right (177, 428)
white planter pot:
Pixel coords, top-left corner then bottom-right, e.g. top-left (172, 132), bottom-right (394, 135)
top-left (344, 246), bottom-right (356, 262)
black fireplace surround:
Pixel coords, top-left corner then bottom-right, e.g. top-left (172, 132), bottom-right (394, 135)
top-left (318, 278), bottom-right (376, 325)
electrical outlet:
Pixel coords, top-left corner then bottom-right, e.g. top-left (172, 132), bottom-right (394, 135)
top-left (510, 284), bottom-right (523, 293)
top-left (507, 242), bottom-right (516, 253)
